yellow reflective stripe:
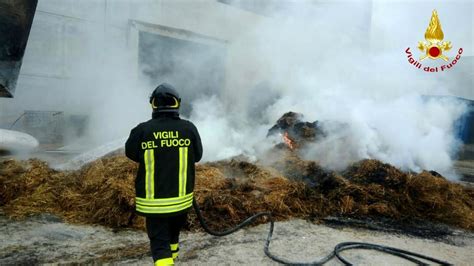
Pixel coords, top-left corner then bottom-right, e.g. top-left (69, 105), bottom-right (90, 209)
top-left (144, 149), bottom-right (155, 199)
top-left (170, 243), bottom-right (179, 259)
top-left (137, 197), bottom-right (192, 209)
top-left (179, 147), bottom-right (188, 196)
top-left (136, 193), bottom-right (193, 206)
top-left (155, 257), bottom-right (174, 266)
top-left (178, 148), bottom-right (183, 196)
top-left (170, 243), bottom-right (179, 251)
top-left (136, 198), bottom-right (193, 214)
top-left (183, 147), bottom-right (188, 196)
top-left (144, 150), bottom-right (150, 199)
top-left (150, 149), bottom-right (155, 198)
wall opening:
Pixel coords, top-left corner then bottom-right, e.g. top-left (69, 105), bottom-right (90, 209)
top-left (137, 26), bottom-right (227, 116)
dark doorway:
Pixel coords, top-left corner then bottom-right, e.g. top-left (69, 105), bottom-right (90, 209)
top-left (139, 31), bottom-right (226, 116)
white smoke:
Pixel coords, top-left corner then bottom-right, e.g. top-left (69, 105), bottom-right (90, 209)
top-left (185, 1), bottom-right (471, 179)
top-left (189, 95), bottom-right (272, 162)
top-left (300, 95), bottom-right (466, 175)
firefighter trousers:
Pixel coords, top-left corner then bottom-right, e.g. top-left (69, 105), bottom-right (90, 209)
top-left (146, 213), bottom-right (188, 265)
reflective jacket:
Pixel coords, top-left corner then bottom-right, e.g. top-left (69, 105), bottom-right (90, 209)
top-left (125, 113), bottom-right (203, 217)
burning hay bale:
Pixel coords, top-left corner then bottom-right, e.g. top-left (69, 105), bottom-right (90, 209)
top-left (1, 153), bottom-right (473, 231)
top-left (267, 111), bottom-right (348, 151)
top-left (267, 112), bottom-right (324, 150)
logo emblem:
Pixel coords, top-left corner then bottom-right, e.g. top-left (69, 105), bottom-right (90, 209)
top-left (405, 9), bottom-right (463, 73)
top-left (417, 10), bottom-right (452, 61)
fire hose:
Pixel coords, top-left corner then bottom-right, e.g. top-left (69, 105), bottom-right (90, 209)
top-left (192, 199), bottom-right (452, 265)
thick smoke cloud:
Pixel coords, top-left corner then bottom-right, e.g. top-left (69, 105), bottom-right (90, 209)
top-left (185, 1), bottom-right (471, 179)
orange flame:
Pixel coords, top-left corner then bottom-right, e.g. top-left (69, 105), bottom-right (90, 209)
top-left (282, 132), bottom-right (295, 151)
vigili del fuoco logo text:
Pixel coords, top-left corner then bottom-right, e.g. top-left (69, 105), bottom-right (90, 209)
top-left (405, 10), bottom-right (463, 73)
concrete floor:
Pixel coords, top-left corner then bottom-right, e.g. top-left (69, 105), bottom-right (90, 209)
top-left (1, 213), bottom-right (473, 265)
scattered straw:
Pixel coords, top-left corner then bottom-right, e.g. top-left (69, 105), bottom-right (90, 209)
top-left (0, 153), bottom-right (473, 231)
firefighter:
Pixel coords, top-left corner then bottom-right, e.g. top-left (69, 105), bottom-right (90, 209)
top-left (125, 83), bottom-right (203, 265)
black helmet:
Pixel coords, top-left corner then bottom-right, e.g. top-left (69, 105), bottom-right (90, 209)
top-left (149, 83), bottom-right (181, 113)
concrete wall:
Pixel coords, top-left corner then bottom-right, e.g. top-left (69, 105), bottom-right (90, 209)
top-left (0, 0), bottom-right (268, 125)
